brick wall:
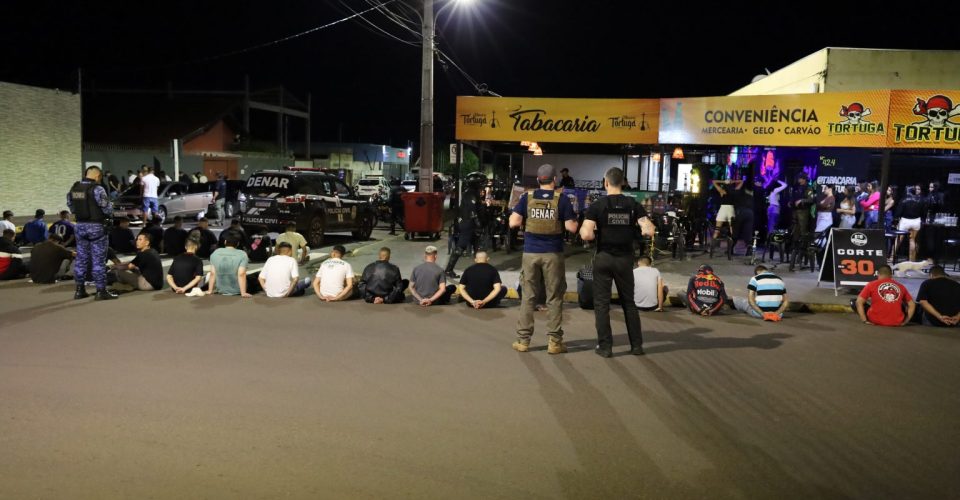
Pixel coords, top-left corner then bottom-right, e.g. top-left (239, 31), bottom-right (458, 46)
top-left (0, 82), bottom-right (81, 215)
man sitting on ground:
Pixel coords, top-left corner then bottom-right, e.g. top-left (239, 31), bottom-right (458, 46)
top-left (275, 223), bottom-right (309, 264)
top-left (50, 211), bottom-right (76, 247)
top-left (732, 265), bottom-right (788, 321)
top-left (855, 264), bottom-right (915, 327)
top-left (189, 218), bottom-right (218, 259)
top-left (138, 218), bottom-right (164, 252)
top-left (685, 264), bottom-right (729, 316)
top-left (29, 234), bottom-right (75, 284)
top-left (916, 265), bottom-right (960, 327)
top-left (163, 216), bottom-right (189, 256)
top-left (457, 251), bottom-right (507, 309)
top-left (0, 210), bottom-right (15, 234)
top-left (218, 219), bottom-right (248, 251)
top-left (313, 244), bottom-right (358, 302)
top-left (633, 255), bottom-right (667, 312)
top-left (110, 218), bottom-right (137, 254)
top-left (409, 245), bottom-right (457, 307)
top-left (112, 233), bottom-right (164, 291)
top-left (259, 242), bottom-right (311, 298)
top-left (207, 234), bottom-right (252, 297)
top-left (247, 229), bottom-right (272, 263)
top-left (23, 209), bottom-right (48, 245)
top-left (0, 229), bottom-right (26, 280)
top-left (166, 239), bottom-right (205, 295)
top-left (358, 247), bottom-right (408, 304)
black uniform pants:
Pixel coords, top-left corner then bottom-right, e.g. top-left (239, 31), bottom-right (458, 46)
top-left (592, 251), bottom-right (642, 351)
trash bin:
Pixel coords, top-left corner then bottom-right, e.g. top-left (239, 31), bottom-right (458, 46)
top-left (402, 192), bottom-right (444, 241)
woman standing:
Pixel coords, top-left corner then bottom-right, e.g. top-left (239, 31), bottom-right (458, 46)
top-left (884, 185), bottom-right (897, 231)
top-left (766, 179), bottom-right (787, 236)
top-left (838, 186), bottom-right (857, 229)
top-left (815, 184), bottom-right (836, 233)
top-left (860, 181), bottom-right (880, 228)
top-left (894, 187), bottom-right (926, 262)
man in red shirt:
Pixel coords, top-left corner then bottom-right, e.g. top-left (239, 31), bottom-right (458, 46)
top-left (855, 265), bottom-right (915, 327)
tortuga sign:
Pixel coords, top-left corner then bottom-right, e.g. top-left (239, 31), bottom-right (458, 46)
top-left (659, 91), bottom-right (892, 148)
top-left (455, 97), bottom-right (660, 144)
top-left (887, 90), bottom-right (960, 149)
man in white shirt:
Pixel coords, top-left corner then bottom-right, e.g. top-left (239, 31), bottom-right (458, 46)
top-left (313, 245), bottom-right (357, 301)
top-left (633, 256), bottom-right (667, 312)
top-left (258, 242), bottom-right (310, 298)
top-left (141, 167), bottom-right (161, 222)
top-left (0, 210), bottom-right (15, 234)
top-left (275, 223), bottom-right (310, 264)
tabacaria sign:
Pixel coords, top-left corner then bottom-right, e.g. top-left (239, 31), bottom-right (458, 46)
top-left (455, 97), bottom-right (660, 144)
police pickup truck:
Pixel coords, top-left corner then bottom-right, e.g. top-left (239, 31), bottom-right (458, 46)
top-left (239, 167), bottom-right (375, 247)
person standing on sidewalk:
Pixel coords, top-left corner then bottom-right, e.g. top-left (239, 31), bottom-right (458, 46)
top-left (141, 167), bottom-right (161, 222)
top-left (508, 164), bottom-right (579, 354)
top-left (213, 173), bottom-right (228, 227)
top-left (67, 166), bottom-right (117, 300)
top-left (580, 167), bottom-right (653, 358)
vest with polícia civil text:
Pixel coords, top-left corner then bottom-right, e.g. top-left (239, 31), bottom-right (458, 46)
top-left (596, 195), bottom-right (637, 254)
top-left (524, 192), bottom-right (562, 236)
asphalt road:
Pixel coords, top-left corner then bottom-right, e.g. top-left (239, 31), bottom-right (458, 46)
top-left (1, 269), bottom-right (959, 498)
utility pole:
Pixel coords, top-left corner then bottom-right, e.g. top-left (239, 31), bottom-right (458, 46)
top-left (419, 0), bottom-right (435, 193)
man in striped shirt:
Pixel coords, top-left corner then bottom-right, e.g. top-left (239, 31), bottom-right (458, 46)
top-left (733, 265), bottom-right (788, 321)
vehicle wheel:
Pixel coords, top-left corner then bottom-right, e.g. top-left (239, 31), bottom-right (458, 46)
top-left (308, 215), bottom-right (326, 248)
top-left (157, 206), bottom-right (167, 224)
top-left (353, 215), bottom-right (374, 240)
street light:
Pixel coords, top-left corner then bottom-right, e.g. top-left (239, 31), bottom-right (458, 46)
top-left (419, 0), bottom-right (474, 193)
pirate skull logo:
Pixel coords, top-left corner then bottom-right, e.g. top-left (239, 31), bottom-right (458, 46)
top-left (877, 282), bottom-right (902, 303)
top-left (912, 95), bottom-right (960, 128)
top-left (839, 102), bottom-right (871, 124)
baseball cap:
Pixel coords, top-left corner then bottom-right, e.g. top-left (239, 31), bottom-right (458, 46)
top-left (425, 245), bottom-right (438, 254)
top-left (536, 164), bottom-right (557, 182)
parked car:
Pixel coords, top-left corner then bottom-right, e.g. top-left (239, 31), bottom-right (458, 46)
top-left (239, 167), bottom-right (375, 247)
top-left (355, 177), bottom-right (389, 200)
top-left (401, 180), bottom-right (418, 193)
top-left (113, 182), bottom-right (214, 223)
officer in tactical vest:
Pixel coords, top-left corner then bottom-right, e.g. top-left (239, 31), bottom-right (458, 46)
top-left (67, 166), bottom-right (118, 300)
top-left (508, 164), bottom-right (579, 354)
top-left (580, 167), bottom-right (653, 357)
top-left (444, 172), bottom-right (485, 278)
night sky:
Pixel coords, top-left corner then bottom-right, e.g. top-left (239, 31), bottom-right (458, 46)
top-left (3, 1), bottom-right (960, 149)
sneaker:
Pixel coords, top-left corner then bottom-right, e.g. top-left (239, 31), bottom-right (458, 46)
top-left (547, 339), bottom-right (568, 355)
top-left (95, 290), bottom-right (118, 301)
top-left (445, 271), bottom-right (459, 279)
top-left (511, 340), bottom-right (530, 352)
top-left (595, 347), bottom-right (613, 358)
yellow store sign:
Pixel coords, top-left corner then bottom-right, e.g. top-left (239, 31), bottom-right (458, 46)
top-left (888, 90), bottom-right (960, 148)
top-left (455, 97), bottom-right (660, 144)
top-left (658, 91), bottom-right (891, 148)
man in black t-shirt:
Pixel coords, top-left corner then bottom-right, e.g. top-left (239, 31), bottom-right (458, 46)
top-left (457, 251), bottom-right (507, 309)
top-left (189, 218), bottom-right (218, 259)
top-left (166, 239), bottom-right (205, 294)
top-left (111, 233), bottom-right (164, 291)
top-left (916, 265), bottom-right (960, 327)
top-left (218, 219), bottom-right (247, 251)
top-left (580, 167), bottom-right (654, 358)
top-left (29, 234), bottom-right (75, 284)
top-left (138, 218), bottom-right (164, 252)
top-left (247, 231), bottom-right (272, 263)
top-left (109, 218), bottom-right (137, 254)
top-left (163, 216), bottom-right (189, 256)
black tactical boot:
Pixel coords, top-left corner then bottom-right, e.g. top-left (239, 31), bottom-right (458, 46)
top-left (74, 284), bottom-right (90, 300)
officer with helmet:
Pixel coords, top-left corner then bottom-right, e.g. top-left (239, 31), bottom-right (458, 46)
top-left (444, 172), bottom-right (486, 278)
top-left (580, 167), bottom-right (653, 357)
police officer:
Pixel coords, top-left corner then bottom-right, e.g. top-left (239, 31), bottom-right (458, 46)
top-left (67, 166), bottom-right (117, 300)
top-left (444, 172), bottom-right (485, 278)
top-left (509, 164), bottom-right (579, 354)
top-left (580, 167), bottom-right (653, 357)
top-left (387, 179), bottom-right (405, 235)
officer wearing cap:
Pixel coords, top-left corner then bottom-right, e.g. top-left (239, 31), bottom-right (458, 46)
top-left (67, 165), bottom-right (117, 300)
top-left (580, 167), bottom-right (653, 358)
top-left (508, 164), bottom-right (579, 354)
